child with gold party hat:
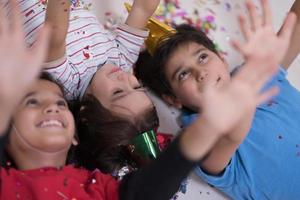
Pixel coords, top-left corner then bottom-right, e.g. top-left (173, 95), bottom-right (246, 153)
top-left (136, 0), bottom-right (300, 199)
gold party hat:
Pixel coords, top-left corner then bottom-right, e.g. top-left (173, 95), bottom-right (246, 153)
top-left (125, 3), bottom-right (176, 55)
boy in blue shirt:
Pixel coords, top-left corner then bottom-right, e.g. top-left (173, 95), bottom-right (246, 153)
top-left (136, 0), bottom-right (300, 199)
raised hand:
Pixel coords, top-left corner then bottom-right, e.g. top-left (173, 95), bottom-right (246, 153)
top-left (281, 0), bottom-right (300, 68)
top-left (0, 0), bottom-right (50, 134)
top-left (201, 0), bottom-right (296, 138)
top-left (179, 0), bottom-right (294, 163)
top-left (232, 0), bottom-right (297, 69)
top-left (200, 59), bottom-right (279, 137)
top-left (125, 0), bottom-right (160, 29)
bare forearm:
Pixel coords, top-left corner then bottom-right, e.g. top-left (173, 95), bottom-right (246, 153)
top-left (45, 0), bottom-right (70, 62)
top-left (125, 7), bottom-right (152, 29)
top-left (281, 0), bottom-right (300, 68)
top-left (179, 118), bottom-right (221, 162)
top-left (292, 0), bottom-right (300, 15)
top-left (199, 112), bottom-right (254, 175)
top-left (125, 0), bottom-right (160, 29)
top-left (120, 137), bottom-right (196, 200)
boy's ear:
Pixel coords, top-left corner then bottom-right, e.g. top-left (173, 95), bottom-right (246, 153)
top-left (162, 94), bottom-right (182, 109)
top-left (72, 137), bottom-right (78, 146)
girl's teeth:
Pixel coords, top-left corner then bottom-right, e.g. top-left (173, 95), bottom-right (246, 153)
top-left (40, 120), bottom-right (63, 127)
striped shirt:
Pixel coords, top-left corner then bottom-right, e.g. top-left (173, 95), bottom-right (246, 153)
top-left (15, 0), bottom-right (149, 100)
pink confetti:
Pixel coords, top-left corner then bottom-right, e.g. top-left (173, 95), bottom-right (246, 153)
top-left (25, 9), bottom-right (34, 17)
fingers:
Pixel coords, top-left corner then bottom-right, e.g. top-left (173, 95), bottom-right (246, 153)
top-left (230, 39), bottom-right (247, 56)
top-left (256, 86), bottom-right (279, 105)
top-left (9, 0), bottom-right (22, 33)
top-left (30, 24), bottom-right (51, 67)
top-left (238, 14), bottom-right (252, 40)
top-left (278, 12), bottom-right (297, 40)
top-left (261, 0), bottom-right (272, 25)
top-left (246, 0), bottom-right (262, 31)
top-left (239, 0), bottom-right (274, 40)
top-left (0, 0), bottom-right (23, 36)
top-left (238, 0), bottom-right (262, 41)
top-left (0, 2), bottom-right (9, 35)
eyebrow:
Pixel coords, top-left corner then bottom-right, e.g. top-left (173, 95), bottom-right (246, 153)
top-left (111, 90), bottom-right (145, 103)
top-left (22, 91), bottom-right (65, 101)
top-left (22, 91), bottom-right (37, 100)
top-left (171, 47), bottom-right (207, 80)
top-left (57, 93), bottom-right (65, 99)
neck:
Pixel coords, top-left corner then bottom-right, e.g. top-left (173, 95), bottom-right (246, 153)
top-left (11, 149), bottom-right (67, 170)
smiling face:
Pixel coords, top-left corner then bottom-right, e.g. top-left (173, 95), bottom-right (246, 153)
top-left (163, 42), bottom-right (230, 111)
top-left (87, 64), bottom-right (154, 120)
top-left (7, 79), bottom-right (76, 157)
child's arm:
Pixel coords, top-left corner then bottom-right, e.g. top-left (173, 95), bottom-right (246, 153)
top-left (0, 0), bottom-right (50, 134)
top-left (119, 5), bottom-right (285, 196)
top-left (103, 0), bottom-right (160, 72)
top-left (125, 0), bottom-right (160, 29)
top-left (120, 120), bottom-right (221, 200)
top-left (281, 0), bottom-right (300, 69)
top-left (44, 0), bottom-right (70, 63)
top-left (196, 0), bottom-right (296, 175)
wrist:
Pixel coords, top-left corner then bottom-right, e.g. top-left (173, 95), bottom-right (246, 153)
top-left (179, 118), bottom-right (221, 162)
top-left (131, 2), bottom-right (156, 16)
top-left (126, 7), bottom-right (152, 29)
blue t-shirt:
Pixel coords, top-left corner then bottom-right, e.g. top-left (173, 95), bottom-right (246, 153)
top-left (182, 68), bottom-right (300, 199)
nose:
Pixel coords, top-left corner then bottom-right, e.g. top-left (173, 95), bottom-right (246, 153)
top-left (115, 71), bottom-right (136, 92)
top-left (44, 103), bottom-right (60, 114)
top-left (196, 70), bottom-right (208, 82)
top-left (117, 72), bottom-right (132, 87)
top-left (116, 71), bottom-right (128, 81)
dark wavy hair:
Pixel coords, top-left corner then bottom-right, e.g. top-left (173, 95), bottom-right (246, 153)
top-left (75, 94), bottom-right (159, 174)
top-left (135, 24), bottom-right (219, 98)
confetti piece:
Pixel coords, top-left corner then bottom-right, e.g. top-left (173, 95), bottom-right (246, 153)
top-left (70, 0), bottom-right (80, 7)
top-left (57, 191), bottom-right (68, 199)
top-left (83, 51), bottom-right (90, 59)
top-left (38, 0), bottom-right (47, 5)
top-left (225, 2), bottom-right (232, 11)
top-left (25, 9), bottom-right (34, 17)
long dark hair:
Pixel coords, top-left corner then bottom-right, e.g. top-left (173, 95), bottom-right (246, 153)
top-left (75, 94), bottom-right (159, 174)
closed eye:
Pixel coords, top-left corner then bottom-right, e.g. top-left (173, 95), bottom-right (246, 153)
top-left (113, 89), bottom-right (124, 96)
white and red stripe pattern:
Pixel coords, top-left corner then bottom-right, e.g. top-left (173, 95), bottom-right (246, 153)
top-left (14, 0), bottom-right (148, 100)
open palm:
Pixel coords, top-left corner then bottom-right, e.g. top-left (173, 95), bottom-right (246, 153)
top-left (0, 0), bottom-right (50, 117)
top-left (200, 0), bottom-right (296, 137)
